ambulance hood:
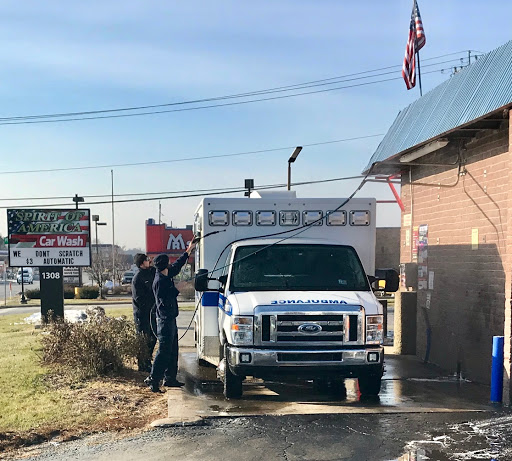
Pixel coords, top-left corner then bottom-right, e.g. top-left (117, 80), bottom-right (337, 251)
top-left (228, 290), bottom-right (381, 315)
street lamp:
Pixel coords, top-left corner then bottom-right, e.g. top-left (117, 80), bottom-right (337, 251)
top-left (20, 268), bottom-right (27, 304)
top-left (287, 146), bottom-right (302, 191)
top-left (92, 215), bottom-right (107, 295)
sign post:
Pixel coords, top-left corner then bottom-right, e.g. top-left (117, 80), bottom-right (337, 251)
top-left (40, 267), bottom-right (64, 321)
top-left (0, 262), bottom-right (6, 306)
top-left (7, 209), bottom-right (91, 322)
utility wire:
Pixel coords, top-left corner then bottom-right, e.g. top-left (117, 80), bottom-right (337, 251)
top-left (0, 55), bottom-right (480, 126)
top-left (0, 134), bottom-right (384, 175)
top-left (0, 56), bottom-right (471, 122)
top-left (0, 174), bottom-right (377, 209)
top-left (0, 174), bottom-right (375, 203)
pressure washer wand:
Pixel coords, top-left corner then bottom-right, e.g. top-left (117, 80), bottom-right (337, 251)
top-left (192, 229), bottom-right (226, 244)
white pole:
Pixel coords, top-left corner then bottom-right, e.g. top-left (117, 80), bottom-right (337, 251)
top-left (111, 169), bottom-right (115, 287)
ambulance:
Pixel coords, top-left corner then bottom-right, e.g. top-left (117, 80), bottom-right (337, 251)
top-left (193, 191), bottom-right (398, 398)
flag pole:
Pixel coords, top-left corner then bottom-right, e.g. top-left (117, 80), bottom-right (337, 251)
top-left (416, 49), bottom-right (423, 97)
top-left (413, 0), bottom-right (423, 96)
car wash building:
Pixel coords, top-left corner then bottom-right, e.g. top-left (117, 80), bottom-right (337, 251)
top-left (365, 39), bottom-right (512, 403)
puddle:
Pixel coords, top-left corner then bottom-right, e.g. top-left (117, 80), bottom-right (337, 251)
top-left (390, 448), bottom-right (451, 460)
top-left (389, 416), bottom-right (512, 460)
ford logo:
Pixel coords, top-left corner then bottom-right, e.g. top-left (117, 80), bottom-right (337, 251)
top-left (298, 323), bottom-right (322, 334)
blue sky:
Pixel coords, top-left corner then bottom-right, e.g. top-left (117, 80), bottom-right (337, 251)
top-left (0, 1), bottom-right (511, 250)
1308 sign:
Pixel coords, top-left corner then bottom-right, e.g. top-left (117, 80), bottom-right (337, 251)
top-left (41, 271), bottom-right (61, 280)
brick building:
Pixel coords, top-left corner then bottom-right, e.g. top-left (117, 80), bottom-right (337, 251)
top-left (365, 40), bottom-right (512, 402)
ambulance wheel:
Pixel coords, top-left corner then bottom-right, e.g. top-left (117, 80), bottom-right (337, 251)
top-left (358, 375), bottom-right (382, 396)
top-left (223, 343), bottom-right (243, 399)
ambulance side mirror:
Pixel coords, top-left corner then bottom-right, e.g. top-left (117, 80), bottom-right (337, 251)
top-left (218, 274), bottom-right (227, 286)
top-left (374, 268), bottom-right (399, 293)
top-left (194, 269), bottom-right (209, 292)
top-left (216, 274), bottom-right (227, 293)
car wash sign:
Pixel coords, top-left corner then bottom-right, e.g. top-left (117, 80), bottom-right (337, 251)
top-left (7, 209), bottom-right (91, 267)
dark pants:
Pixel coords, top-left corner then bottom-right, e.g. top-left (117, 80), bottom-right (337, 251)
top-left (134, 309), bottom-right (157, 371)
top-left (151, 317), bottom-right (179, 382)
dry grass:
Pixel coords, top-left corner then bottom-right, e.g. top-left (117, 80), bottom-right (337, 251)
top-left (0, 310), bottom-right (168, 458)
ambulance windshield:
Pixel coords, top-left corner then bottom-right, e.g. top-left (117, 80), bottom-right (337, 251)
top-left (230, 244), bottom-right (370, 292)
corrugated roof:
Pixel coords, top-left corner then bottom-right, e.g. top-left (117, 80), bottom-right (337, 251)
top-left (364, 39), bottom-right (512, 173)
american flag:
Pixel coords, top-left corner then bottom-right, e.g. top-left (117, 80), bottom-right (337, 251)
top-left (402, 0), bottom-right (426, 90)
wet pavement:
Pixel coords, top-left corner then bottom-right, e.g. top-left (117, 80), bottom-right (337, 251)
top-left (21, 411), bottom-right (512, 461)
top-left (154, 351), bottom-right (494, 427)
top-left (17, 344), bottom-right (512, 461)
top-left (15, 308), bottom-right (512, 461)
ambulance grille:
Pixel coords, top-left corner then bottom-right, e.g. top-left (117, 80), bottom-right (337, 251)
top-left (261, 314), bottom-right (346, 343)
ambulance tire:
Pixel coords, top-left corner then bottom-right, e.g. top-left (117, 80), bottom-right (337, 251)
top-left (358, 375), bottom-right (382, 396)
top-left (223, 343), bottom-right (243, 399)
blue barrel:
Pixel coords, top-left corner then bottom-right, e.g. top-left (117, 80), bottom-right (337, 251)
top-left (490, 336), bottom-right (504, 403)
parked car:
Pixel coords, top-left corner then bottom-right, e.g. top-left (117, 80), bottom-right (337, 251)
top-left (104, 280), bottom-right (120, 290)
top-left (121, 271), bottom-right (135, 285)
top-left (17, 268), bottom-right (34, 284)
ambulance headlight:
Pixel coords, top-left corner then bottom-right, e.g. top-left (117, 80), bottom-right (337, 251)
top-left (366, 315), bottom-right (383, 344)
top-left (231, 316), bottom-right (254, 345)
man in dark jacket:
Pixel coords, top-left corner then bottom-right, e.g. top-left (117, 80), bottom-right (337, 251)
top-left (145, 242), bottom-right (195, 393)
top-left (132, 253), bottom-right (157, 372)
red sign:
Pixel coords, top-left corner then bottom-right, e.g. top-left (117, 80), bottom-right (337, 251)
top-left (146, 221), bottom-right (194, 264)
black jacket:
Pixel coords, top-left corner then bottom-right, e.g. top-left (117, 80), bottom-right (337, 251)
top-left (153, 252), bottom-right (189, 321)
top-left (132, 266), bottom-right (156, 327)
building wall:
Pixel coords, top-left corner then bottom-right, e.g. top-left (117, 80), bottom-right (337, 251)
top-left (400, 123), bottom-right (510, 386)
top-left (375, 227), bottom-right (400, 270)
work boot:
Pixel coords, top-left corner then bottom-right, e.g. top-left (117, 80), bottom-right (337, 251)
top-left (144, 376), bottom-right (163, 393)
top-left (162, 378), bottom-right (184, 388)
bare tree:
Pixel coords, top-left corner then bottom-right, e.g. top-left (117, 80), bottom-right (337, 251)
top-left (113, 246), bottom-right (133, 285)
top-left (85, 244), bottom-right (133, 296)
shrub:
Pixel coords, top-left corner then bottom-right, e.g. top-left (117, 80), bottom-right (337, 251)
top-left (25, 289), bottom-right (41, 299)
top-left (112, 285), bottom-right (131, 296)
top-left (76, 286), bottom-right (100, 299)
top-left (41, 316), bottom-right (148, 379)
top-left (26, 288), bottom-right (75, 299)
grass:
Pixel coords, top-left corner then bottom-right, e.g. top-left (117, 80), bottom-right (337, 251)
top-left (0, 308), bottom-right (142, 433)
top-left (0, 309), bottom-right (169, 455)
top-left (0, 313), bottom-right (76, 432)
top-left (0, 303), bottom-right (195, 433)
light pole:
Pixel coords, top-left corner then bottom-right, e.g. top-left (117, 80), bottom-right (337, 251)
top-left (287, 146), bottom-right (302, 191)
top-left (72, 194), bottom-right (85, 287)
top-left (92, 215), bottom-right (107, 295)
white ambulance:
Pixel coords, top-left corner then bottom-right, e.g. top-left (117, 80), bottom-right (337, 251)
top-left (193, 191), bottom-right (398, 398)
